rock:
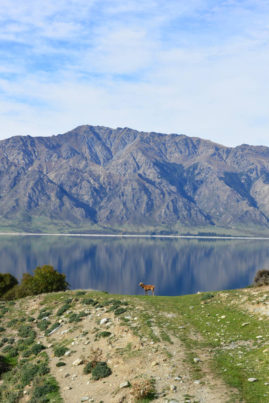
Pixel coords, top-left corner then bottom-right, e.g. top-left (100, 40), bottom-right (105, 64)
top-left (248, 378), bottom-right (258, 382)
top-left (100, 318), bottom-right (109, 325)
top-left (81, 397), bottom-right (89, 402)
top-left (193, 357), bottom-right (201, 363)
top-left (174, 376), bottom-right (182, 381)
top-left (151, 361), bottom-right (159, 366)
top-left (194, 380), bottom-right (201, 384)
top-left (241, 322), bottom-right (249, 327)
top-left (220, 315), bottom-right (226, 319)
top-left (170, 384), bottom-right (177, 391)
top-left (64, 373), bottom-right (70, 378)
top-left (256, 335), bottom-right (263, 339)
top-left (64, 386), bottom-right (72, 390)
top-left (48, 325), bottom-right (61, 335)
top-left (72, 358), bottom-right (83, 366)
top-left (120, 381), bottom-right (130, 388)
top-left (65, 350), bottom-right (71, 357)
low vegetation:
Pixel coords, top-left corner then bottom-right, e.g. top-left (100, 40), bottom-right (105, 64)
top-left (0, 265), bottom-right (69, 300)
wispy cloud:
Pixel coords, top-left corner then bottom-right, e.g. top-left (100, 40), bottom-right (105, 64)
top-left (0, 0), bottom-right (268, 146)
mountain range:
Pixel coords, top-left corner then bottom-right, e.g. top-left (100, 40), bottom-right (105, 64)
top-left (1, 125), bottom-right (269, 234)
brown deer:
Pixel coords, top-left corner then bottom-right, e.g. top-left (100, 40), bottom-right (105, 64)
top-left (139, 282), bottom-right (155, 296)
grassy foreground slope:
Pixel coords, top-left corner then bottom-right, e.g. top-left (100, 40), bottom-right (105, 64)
top-left (0, 286), bottom-right (268, 402)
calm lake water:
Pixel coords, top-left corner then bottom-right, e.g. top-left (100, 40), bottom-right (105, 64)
top-left (0, 235), bottom-right (268, 296)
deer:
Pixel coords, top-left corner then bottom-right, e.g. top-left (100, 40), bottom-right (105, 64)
top-left (139, 282), bottom-right (155, 296)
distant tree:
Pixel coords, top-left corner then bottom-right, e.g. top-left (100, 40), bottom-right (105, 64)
top-left (0, 273), bottom-right (18, 297)
top-left (253, 269), bottom-right (269, 286)
top-left (30, 265), bottom-right (69, 294)
top-left (1, 265), bottom-right (69, 300)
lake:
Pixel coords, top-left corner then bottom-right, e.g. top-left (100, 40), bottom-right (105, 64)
top-left (0, 235), bottom-right (268, 296)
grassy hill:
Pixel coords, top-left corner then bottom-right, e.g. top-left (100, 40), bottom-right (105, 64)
top-left (0, 286), bottom-right (268, 402)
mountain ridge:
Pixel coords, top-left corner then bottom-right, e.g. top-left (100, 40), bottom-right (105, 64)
top-left (1, 125), bottom-right (269, 234)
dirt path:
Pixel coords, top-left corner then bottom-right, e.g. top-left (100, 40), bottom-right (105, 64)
top-left (37, 297), bottom-right (238, 403)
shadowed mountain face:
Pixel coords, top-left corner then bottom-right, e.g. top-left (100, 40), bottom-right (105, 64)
top-left (1, 125), bottom-right (269, 232)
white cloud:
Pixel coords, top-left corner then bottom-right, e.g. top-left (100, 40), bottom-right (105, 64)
top-left (0, 0), bottom-right (268, 146)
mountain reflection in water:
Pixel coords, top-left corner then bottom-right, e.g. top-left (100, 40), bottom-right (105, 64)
top-left (0, 236), bottom-right (268, 296)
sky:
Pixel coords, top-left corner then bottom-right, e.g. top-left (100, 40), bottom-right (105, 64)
top-left (0, 0), bottom-right (268, 147)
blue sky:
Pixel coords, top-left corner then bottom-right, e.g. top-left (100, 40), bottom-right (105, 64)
top-left (0, 0), bottom-right (268, 146)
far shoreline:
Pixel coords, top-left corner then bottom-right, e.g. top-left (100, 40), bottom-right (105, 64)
top-left (1, 232), bottom-right (269, 240)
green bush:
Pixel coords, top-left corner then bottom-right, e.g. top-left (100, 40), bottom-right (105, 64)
top-left (114, 308), bottom-right (127, 316)
top-left (98, 331), bottom-right (111, 338)
top-left (0, 355), bottom-right (10, 375)
top-left (54, 346), bottom-right (68, 357)
top-left (31, 377), bottom-right (59, 401)
top-left (83, 361), bottom-right (95, 374)
top-left (31, 344), bottom-right (46, 355)
top-left (18, 325), bottom-right (36, 339)
top-left (38, 309), bottom-right (51, 320)
top-left (0, 273), bottom-right (18, 297)
top-left (56, 361), bottom-right (66, 367)
top-left (91, 362), bottom-right (112, 380)
top-left (37, 320), bottom-right (50, 331)
top-left (56, 303), bottom-right (70, 316)
top-left (0, 327), bottom-right (5, 332)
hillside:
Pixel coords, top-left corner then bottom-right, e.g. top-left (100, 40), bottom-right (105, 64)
top-left (1, 125), bottom-right (269, 233)
top-left (0, 287), bottom-right (268, 402)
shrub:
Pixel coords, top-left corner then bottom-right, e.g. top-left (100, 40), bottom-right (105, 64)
top-left (56, 362), bottom-right (66, 367)
top-left (0, 273), bottom-right (18, 297)
top-left (38, 309), bottom-right (51, 320)
top-left (253, 269), bottom-right (269, 286)
top-left (91, 362), bottom-right (112, 380)
top-left (18, 325), bottom-right (36, 339)
top-left (131, 378), bottom-right (156, 400)
top-left (31, 344), bottom-right (46, 355)
top-left (114, 308), bottom-right (127, 316)
top-left (98, 331), bottom-right (111, 338)
top-left (82, 298), bottom-right (96, 305)
top-left (31, 377), bottom-right (59, 401)
top-left (0, 327), bottom-right (5, 333)
top-left (0, 355), bottom-right (10, 375)
top-left (83, 361), bottom-right (95, 374)
top-left (201, 293), bottom-right (214, 301)
top-left (37, 320), bottom-right (50, 331)
top-left (56, 303), bottom-right (70, 316)
top-left (54, 346), bottom-right (68, 357)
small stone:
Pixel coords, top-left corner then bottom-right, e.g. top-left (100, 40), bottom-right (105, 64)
top-left (167, 400), bottom-right (179, 403)
top-left (120, 381), bottom-right (130, 388)
top-left (241, 322), bottom-right (249, 327)
top-left (264, 382), bottom-right (269, 386)
top-left (174, 376), bottom-right (182, 381)
top-left (84, 340), bottom-right (90, 345)
top-left (220, 315), bottom-right (226, 319)
top-left (170, 384), bottom-right (177, 391)
top-left (193, 357), bottom-right (201, 363)
top-left (72, 358), bottom-right (83, 366)
top-left (64, 373), bottom-right (70, 378)
top-left (81, 397), bottom-right (89, 402)
top-left (194, 380), bottom-right (201, 384)
top-left (151, 361), bottom-right (159, 366)
top-left (64, 386), bottom-right (72, 390)
top-left (65, 350), bottom-right (71, 356)
top-left (256, 335), bottom-right (263, 339)
top-left (248, 378), bottom-right (258, 382)
top-left (100, 318), bottom-right (109, 325)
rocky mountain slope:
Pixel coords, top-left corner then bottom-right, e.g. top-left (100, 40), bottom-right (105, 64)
top-left (1, 125), bottom-right (269, 233)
